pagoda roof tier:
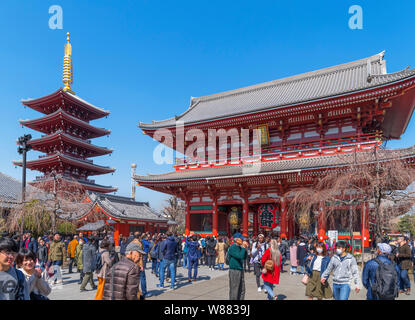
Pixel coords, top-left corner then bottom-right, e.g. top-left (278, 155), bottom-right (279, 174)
top-left (29, 176), bottom-right (118, 194)
top-left (13, 152), bottom-right (115, 176)
top-left (20, 108), bottom-right (111, 139)
top-left (28, 130), bottom-right (113, 158)
top-left (21, 88), bottom-right (109, 121)
top-left (134, 146), bottom-right (415, 185)
top-left (139, 52), bottom-right (415, 136)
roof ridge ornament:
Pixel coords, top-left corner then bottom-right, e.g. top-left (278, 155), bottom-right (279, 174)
top-left (63, 32), bottom-right (75, 94)
top-left (367, 58), bottom-right (373, 83)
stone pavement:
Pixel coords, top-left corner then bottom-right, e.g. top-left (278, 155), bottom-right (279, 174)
top-left (49, 262), bottom-right (415, 300)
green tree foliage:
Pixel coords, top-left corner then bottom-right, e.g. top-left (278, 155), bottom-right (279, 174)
top-left (57, 221), bottom-right (76, 235)
top-left (397, 214), bottom-right (415, 236)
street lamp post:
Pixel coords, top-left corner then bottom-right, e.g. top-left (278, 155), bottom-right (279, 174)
top-left (17, 134), bottom-right (32, 203)
top-left (17, 134), bottom-right (32, 234)
top-left (51, 171), bottom-right (63, 234)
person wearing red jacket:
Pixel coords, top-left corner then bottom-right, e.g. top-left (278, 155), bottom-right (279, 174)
top-left (261, 238), bottom-right (282, 300)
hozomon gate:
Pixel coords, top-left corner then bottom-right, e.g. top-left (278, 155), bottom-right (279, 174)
top-left (135, 52), bottom-right (415, 249)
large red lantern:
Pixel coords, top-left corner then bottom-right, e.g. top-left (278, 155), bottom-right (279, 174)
top-left (258, 203), bottom-right (280, 229)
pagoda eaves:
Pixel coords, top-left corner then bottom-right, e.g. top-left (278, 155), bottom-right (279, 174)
top-left (21, 88), bottom-right (110, 121)
top-left (28, 130), bottom-right (112, 158)
top-left (20, 108), bottom-right (111, 139)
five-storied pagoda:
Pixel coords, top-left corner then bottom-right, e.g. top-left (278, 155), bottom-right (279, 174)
top-left (14, 33), bottom-right (117, 193)
top-left (135, 52), bottom-right (415, 250)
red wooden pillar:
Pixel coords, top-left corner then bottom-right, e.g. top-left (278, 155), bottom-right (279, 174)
top-left (212, 199), bottom-right (218, 237)
top-left (156, 224), bottom-right (160, 234)
top-left (362, 202), bottom-right (369, 248)
top-left (253, 208), bottom-right (258, 237)
top-left (318, 201), bottom-right (326, 241)
top-left (226, 213), bottom-right (230, 237)
top-left (242, 200), bottom-right (249, 237)
top-left (280, 198), bottom-right (287, 239)
top-left (114, 222), bottom-right (120, 246)
top-left (288, 202), bottom-right (294, 239)
top-left (185, 201), bottom-right (191, 236)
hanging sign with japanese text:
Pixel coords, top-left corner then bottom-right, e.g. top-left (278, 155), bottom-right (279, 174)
top-left (258, 203), bottom-right (280, 229)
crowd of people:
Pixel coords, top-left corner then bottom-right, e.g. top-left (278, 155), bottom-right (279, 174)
top-left (1, 229), bottom-right (414, 300)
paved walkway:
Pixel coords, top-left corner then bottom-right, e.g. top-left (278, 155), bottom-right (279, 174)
top-left (49, 262), bottom-right (415, 300)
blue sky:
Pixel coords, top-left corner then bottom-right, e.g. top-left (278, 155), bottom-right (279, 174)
top-left (0, 0), bottom-right (415, 211)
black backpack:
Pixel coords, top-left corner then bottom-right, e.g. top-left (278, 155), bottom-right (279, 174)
top-left (95, 250), bottom-right (104, 272)
top-left (372, 258), bottom-right (398, 300)
top-left (109, 250), bottom-right (119, 266)
top-left (150, 243), bottom-right (159, 259)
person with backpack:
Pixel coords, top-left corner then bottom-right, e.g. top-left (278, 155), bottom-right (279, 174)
top-left (0, 237), bottom-right (30, 300)
top-left (320, 241), bottom-right (361, 300)
top-left (150, 238), bottom-right (160, 275)
top-left (186, 235), bottom-right (200, 282)
top-left (277, 237), bottom-right (287, 273)
top-left (95, 240), bottom-right (112, 300)
top-left (260, 238), bottom-right (282, 300)
top-left (296, 238), bottom-right (308, 275)
top-left (80, 236), bottom-right (97, 292)
top-left (74, 238), bottom-right (84, 284)
top-left (251, 234), bottom-right (267, 292)
top-left (48, 233), bottom-right (66, 286)
top-left (362, 243), bottom-right (400, 300)
top-left (156, 232), bottom-right (178, 290)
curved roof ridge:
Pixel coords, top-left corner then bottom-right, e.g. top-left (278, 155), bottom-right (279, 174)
top-left (139, 52), bottom-right (393, 129)
top-left (20, 108), bottom-right (111, 135)
top-left (371, 66), bottom-right (413, 78)
top-left (193, 51), bottom-right (386, 104)
top-left (30, 130), bottom-right (112, 151)
top-left (21, 88), bottom-right (110, 115)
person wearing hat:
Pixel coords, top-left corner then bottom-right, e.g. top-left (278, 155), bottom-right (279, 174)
top-left (102, 242), bottom-right (144, 300)
top-left (362, 243), bottom-right (400, 300)
top-left (228, 232), bottom-right (249, 300)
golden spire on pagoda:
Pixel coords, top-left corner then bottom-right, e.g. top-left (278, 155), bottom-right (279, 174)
top-left (62, 32), bottom-right (74, 94)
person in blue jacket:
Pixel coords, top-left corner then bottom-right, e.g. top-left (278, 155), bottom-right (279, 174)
top-left (362, 243), bottom-right (400, 300)
top-left (157, 232), bottom-right (178, 290)
top-left (186, 235), bottom-right (201, 282)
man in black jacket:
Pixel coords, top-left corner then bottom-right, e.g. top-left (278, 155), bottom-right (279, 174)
top-left (102, 242), bottom-right (144, 300)
top-left (278, 237), bottom-right (288, 273)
